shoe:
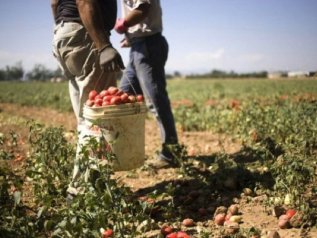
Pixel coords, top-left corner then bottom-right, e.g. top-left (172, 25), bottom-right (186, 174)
top-left (147, 143), bottom-right (184, 169)
top-left (147, 155), bottom-right (177, 169)
top-left (147, 149), bottom-right (182, 169)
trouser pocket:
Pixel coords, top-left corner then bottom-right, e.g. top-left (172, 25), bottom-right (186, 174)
top-left (53, 24), bottom-right (95, 78)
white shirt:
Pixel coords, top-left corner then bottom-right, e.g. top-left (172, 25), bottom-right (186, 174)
top-left (121, 0), bottom-right (163, 39)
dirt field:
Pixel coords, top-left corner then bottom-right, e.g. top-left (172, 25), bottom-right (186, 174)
top-left (1, 103), bottom-right (316, 238)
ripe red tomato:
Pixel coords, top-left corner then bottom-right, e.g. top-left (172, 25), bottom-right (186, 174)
top-left (102, 229), bottom-right (113, 237)
top-left (86, 99), bottom-right (94, 107)
top-left (108, 86), bottom-right (119, 95)
top-left (136, 94), bottom-right (144, 102)
top-left (102, 101), bottom-right (111, 106)
top-left (115, 89), bottom-right (123, 96)
top-left (176, 231), bottom-right (190, 238)
top-left (88, 90), bottom-right (98, 100)
top-left (120, 93), bottom-right (129, 103)
top-left (214, 213), bottom-right (226, 226)
top-left (94, 95), bottom-right (102, 101)
top-left (278, 214), bottom-right (290, 229)
top-left (99, 90), bottom-right (109, 98)
top-left (182, 218), bottom-right (194, 227)
top-left (225, 213), bottom-right (232, 221)
top-left (161, 225), bottom-right (173, 235)
top-left (110, 96), bottom-right (122, 105)
top-left (286, 209), bottom-right (297, 219)
top-left (103, 95), bottom-right (112, 102)
top-left (94, 98), bottom-right (103, 106)
top-left (166, 232), bottom-right (178, 238)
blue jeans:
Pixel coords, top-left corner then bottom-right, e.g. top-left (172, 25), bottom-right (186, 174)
top-left (120, 33), bottom-right (178, 148)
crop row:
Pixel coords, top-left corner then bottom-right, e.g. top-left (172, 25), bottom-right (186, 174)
top-left (0, 79), bottom-right (317, 237)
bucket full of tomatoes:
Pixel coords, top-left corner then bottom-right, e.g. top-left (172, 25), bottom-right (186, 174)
top-left (83, 86), bottom-right (147, 171)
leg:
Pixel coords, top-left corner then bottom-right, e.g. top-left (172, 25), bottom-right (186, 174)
top-left (53, 22), bottom-right (117, 194)
top-left (68, 79), bottom-right (80, 123)
top-left (119, 54), bottom-right (142, 95)
top-left (133, 36), bottom-right (178, 146)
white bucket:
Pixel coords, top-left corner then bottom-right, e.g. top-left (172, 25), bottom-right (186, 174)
top-left (83, 102), bottom-right (147, 171)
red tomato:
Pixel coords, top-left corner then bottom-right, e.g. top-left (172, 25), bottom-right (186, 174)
top-left (108, 86), bottom-right (119, 95)
top-left (128, 95), bottom-right (136, 103)
top-left (88, 90), bottom-right (98, 100)
top-left (102, 101), bottom-right (111, 106)
top-left (225, 213), bottom-right (232, 221)
top-left (120, 93), bottom-right (129, 103)
top-left (182, 218), bottom-right (194, 227)
top-left (136, 94), bottom-right (144, 102)
top-left (94, 95), bottom-right (102, 101)
top-left (161, 225), bottom-right (173, 236)
top-left (94, 98), bottom-right (103, 106)
top-left (214, 213), bottom-right (226, 226)
top-left (110, 96), bottom-right (122, 105)
top-left (286, 209), bottom-right (297, 219)
top-left (99, 90), bottom-right (109, 98)
top-left (115, 90), bottom-right (123, 96)
top-left (102, 229), bottom-right (113, 237)
top-left (86, 99), bottom-right (94, 107)
top-left (166, 232), bottom-right (178, 238)
top-left (103, 95), bottom-right (113, 102)
top-left (177, 231), bottom-right (190, 238)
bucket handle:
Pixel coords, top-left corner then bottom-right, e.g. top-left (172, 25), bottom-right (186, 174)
top-left (96, 64), bottom-right (145, 107)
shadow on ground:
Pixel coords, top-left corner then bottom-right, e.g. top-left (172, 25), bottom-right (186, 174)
top-left (132, 145), bottom-right (276, 223)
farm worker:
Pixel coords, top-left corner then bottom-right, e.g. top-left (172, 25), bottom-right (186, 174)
top-left (114, 0), bottom-right (181, 168)
top-left (51, 0), bottom-right (124, 197)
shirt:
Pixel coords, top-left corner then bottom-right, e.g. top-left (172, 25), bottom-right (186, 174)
top-left (55, 0), bottom-right (117, 31)
top-left (121, 0), bottom-right (163, 39)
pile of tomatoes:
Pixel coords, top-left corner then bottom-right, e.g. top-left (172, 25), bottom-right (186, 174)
top-left (86, 86), bottom-right (144, 107)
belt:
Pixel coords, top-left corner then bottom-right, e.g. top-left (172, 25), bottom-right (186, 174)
top-left (56, 19), bottom-right (82, 25)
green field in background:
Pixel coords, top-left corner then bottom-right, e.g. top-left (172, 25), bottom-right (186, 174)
top-left (0, 78), bottom-right (316, 112)
top-left (167, 78), bottom-right (317, 101)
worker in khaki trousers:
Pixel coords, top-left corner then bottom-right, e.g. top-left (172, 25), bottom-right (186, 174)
top-left (51, 0), bottom-right (124, 197)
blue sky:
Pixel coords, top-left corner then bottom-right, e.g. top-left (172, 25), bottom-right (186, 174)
top-left (0, 0), bottom-right (316, 74)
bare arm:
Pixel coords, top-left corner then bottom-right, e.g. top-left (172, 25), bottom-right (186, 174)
top-left (76, 0), bottom-right (111, 50)
top-left (124, 3), bottom-right (150, 27)
top-left (51, 0), bottom-right (58, 20)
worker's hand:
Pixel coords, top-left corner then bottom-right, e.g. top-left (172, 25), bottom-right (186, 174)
top-left (99, 45), bottom-right (125, 72)
top-left (120, 38), bottom-right (131, 48)
top-left (114, 18), bottom-right (128, 34)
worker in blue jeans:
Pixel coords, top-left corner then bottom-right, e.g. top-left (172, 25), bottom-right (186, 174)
top-left (115, 0), bottom-right (180, 168)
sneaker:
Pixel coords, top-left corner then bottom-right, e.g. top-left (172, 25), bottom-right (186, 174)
top-left (147, 154), bottom-right (177, 169)
top-left (147, 143), bottom-right (184, 169)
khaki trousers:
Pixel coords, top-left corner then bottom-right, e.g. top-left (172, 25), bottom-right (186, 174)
top-left (52, 22), bottom-right (117, 193)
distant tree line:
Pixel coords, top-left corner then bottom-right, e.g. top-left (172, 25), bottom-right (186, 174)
top-left (167, 69), bottom-right (268, 79)
top-left (190, 69), bottom-right (267, 78)
top-left (0, 62), bottom-right (63, 81)
top-left (1, 62), bottom-right (268, 81)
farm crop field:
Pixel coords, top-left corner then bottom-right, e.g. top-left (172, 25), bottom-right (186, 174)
top-left (0, 78), bottom-right (317, 238)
